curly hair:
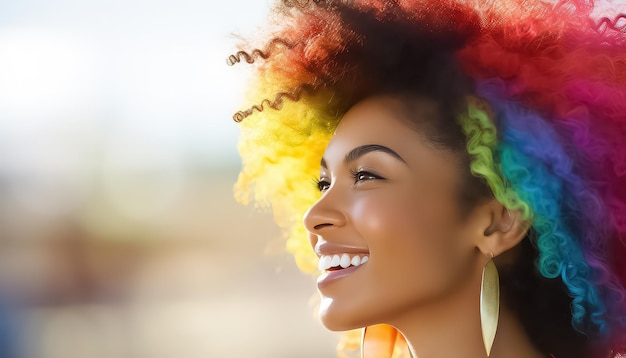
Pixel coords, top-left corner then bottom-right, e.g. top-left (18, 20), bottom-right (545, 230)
top-left (230, 0), bottom-right (626, 356)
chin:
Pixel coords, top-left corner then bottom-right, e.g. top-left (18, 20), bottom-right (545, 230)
top-left (318, 297), bottom-right (368, 331)
top-left (319, 314), bottom-right (360, 332)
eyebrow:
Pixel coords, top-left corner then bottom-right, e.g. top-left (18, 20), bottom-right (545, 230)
top-left (320, 144), bottom-right (407, 168)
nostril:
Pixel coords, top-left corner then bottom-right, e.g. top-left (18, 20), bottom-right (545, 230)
top-left (313, 223), bottom-right (333, 230)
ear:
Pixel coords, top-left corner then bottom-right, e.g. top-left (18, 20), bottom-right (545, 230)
top-left (471, 199), bottom-right (529, 258)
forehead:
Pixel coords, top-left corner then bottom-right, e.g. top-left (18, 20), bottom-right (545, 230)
top-left (324, 96), bottom-right (437, 161)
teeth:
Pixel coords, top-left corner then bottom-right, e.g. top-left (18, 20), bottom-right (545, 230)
top-left (351, 256), bottom-right (361, 266)
top-left (318, 255), bottom-right (332, 271)
top-left (340, 254), bottom-right (351, 268)
top-left (317, 253), bottom-right (370, 271)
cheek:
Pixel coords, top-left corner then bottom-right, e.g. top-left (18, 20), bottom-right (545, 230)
top-left (351, 188), bottom-right (467, 294)
top-left (352, 187), bottom-right (458, 251)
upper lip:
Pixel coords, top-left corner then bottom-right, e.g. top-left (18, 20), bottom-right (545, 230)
top-left (315, 242), bottom-right (370, 257)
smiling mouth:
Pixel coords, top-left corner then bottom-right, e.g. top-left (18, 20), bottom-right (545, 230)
top-left (318, 253), bottom-right (369, 271)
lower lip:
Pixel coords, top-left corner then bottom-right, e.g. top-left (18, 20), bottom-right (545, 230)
top-left (317, 264), bottom-right (366, 290)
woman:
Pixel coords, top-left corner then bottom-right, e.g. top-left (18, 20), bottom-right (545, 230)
top-left (230, 0), bottom-right (626, 357)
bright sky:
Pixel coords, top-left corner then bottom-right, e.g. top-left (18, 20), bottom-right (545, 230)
top-left (0, 0), bottom-right (271, 172)
top-left (0, 0), bottom-right (275, 219)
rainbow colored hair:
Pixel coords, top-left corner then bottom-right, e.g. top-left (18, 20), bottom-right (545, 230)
top-left (231, 0), bottom-right (626, 355)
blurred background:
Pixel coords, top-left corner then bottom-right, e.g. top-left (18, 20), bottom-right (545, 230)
top-left (0, 0), bottom-right (338, 357)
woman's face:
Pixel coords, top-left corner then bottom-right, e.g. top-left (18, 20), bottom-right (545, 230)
top-left (303, 96), bottom-right (482, 331)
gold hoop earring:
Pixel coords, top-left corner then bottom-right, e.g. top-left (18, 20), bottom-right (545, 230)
top-left (480, 254), bottom-right (500, 357)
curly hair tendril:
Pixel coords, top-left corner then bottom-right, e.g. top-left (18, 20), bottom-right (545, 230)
top-left (226, 38), bottom-right (299, 66)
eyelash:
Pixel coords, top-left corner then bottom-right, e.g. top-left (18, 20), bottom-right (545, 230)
top-left (314, 178), bottom-right (330, 192)
top-left (313, 177), bottom-right (330, 192)
top-left (314, 169), bottom-right (384, 192)
top-left (349, 168), bottom-right (384, 183)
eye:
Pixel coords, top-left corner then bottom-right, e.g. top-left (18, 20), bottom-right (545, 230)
top-left (314, 177), bottom-right (331, 192)
top-left (350, 169), bottom-right (384, 184)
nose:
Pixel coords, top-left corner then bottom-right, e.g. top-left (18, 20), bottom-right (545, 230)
top-left (302, 190), bottom-right (347, 235)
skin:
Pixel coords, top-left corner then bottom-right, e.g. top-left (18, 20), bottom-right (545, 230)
top-left (303, 96), bottom-right (545, 358)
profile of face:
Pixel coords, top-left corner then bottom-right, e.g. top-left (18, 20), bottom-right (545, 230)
top-left (303, 96), bottom-right (489, 331)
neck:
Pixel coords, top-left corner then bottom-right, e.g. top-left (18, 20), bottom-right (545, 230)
top-left (387, 270), bottom-right (544, 358)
